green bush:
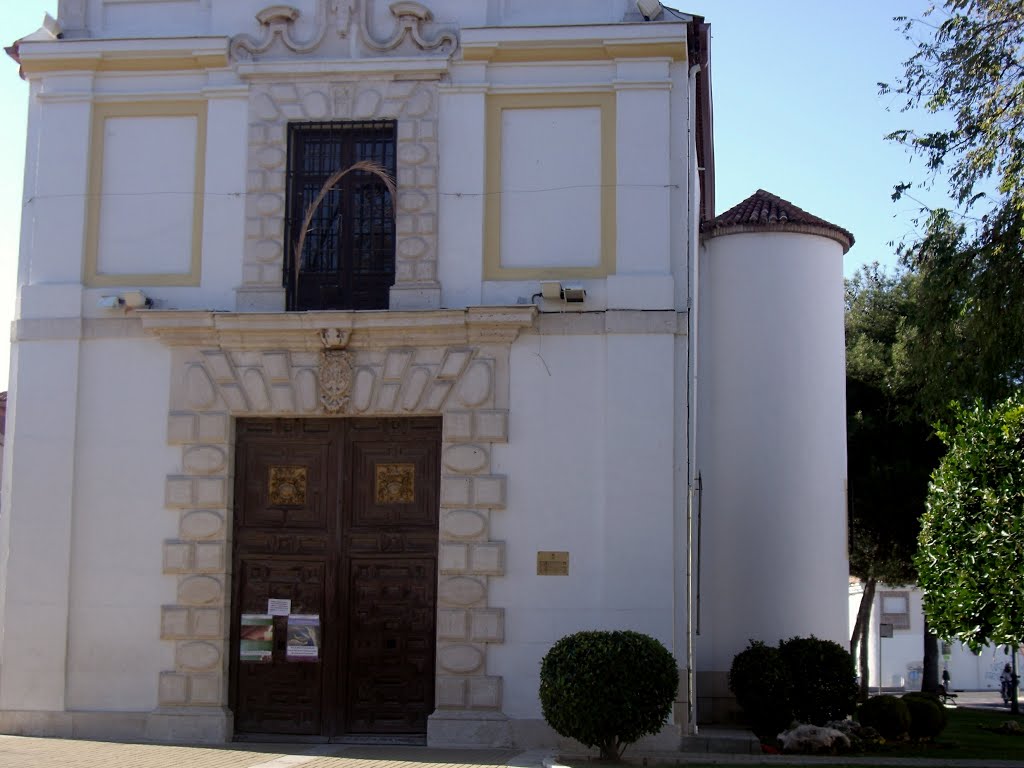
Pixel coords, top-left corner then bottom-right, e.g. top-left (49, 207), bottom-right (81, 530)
top-left (901, 693), bottom-right (947, 740)
top-left (539, 630), bottom-right (678, 761)
top-left (728, 637), bottom-right (857, 744)
top-left (858, 694), bottom-right (910, 740)
top-left (779, 636), bottom-right (859, 724)
top-left (727, 641), bottom-right (793, 743)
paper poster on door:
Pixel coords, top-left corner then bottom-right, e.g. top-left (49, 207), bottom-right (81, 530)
top-left (286, 614), bottom-right (320, 661)
top-left (267, 598), bottom-right (291, 616)
top-left (240, 614), bottom-right (273, 662)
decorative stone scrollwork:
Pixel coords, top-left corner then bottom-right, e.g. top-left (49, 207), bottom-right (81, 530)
top-left (230, 0), bottom-right (457, 61)
top-left (361, 0), bottom-right (457, 53)
top-left (230, 3), bottom-right (331, 59)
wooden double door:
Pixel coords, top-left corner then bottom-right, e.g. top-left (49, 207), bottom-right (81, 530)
top-left (230, 418), bottom-right (440, 738)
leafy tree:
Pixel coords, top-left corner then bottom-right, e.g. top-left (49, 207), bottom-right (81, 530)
top-left (846, 265), bottom-right (942, 697)
top-left (882, 1), bottom-right (1024, 418)
top-left (915, 393), bottom-right (1024, 713)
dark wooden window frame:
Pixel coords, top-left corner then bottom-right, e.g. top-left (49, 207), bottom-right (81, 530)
top-left (284, 120), bottom-right (397, 311)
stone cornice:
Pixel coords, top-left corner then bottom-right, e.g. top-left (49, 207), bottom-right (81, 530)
top-left (139, 308), bottom-right (537, 348)
top-left (16, 36), bottom-right (230, 75)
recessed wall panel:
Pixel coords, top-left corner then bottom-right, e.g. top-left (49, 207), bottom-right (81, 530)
top-left (85, 101), bottom-right (206, 286)
top-left (96, 115), bottom-right (197, 276)
top-left (499, 107), bottom-right (602, 269)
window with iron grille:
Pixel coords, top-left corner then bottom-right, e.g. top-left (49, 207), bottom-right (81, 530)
top-left (285, 120), bottom-right (396, 311)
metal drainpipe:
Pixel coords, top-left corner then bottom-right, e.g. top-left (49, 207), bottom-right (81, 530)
top-left (686, 56), bottom-right (702, 735)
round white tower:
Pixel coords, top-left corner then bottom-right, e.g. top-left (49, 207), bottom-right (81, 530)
top-left (696, 190), bottom-right (852, 719)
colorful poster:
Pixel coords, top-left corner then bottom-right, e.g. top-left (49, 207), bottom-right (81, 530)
top-left (286, 614), bottom-right (320, 661)
top-left (240, 614), bottom-right (273, 662)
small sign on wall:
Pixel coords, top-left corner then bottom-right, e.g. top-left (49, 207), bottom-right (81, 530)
top-left (537, 551), bottom-right (569, 576)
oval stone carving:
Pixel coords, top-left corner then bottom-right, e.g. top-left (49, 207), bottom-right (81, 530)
top-left (254, 239), bottom-right (282, 263)
top-left (295, 368), bottom-right (318, 413)
top-left (183, 446), bottom-right (227, 475)
top-left (397, 236), bottom-right (428, 260)
top-left (443, 445), bottom-right (488, 474)
top-left (401, 367), bottom-right (430, 411)
top-left (352, 367), bottom-right (376, 413)
top-left (397, 142), bottom-right (429, 166)
top-left (354, 89), bottom-right (382, 118)
top-left (256, 194), bottom-right (284, 217)
top-left (301, 90), bottom-right (330, 118)
top-left (243, 369), bottom-right (271, 412)
top-left (254, 93), bottom-right (280, 121)
top-left (441, 510), bottom-right (486, 540)
top-left (178, 575), bottom-right (222, 606)
top-left (438, 576), bottom-right (485, 607)
top-left (404, 86), bottom-right (433, 118)
top-left (397, 190), bottom-right (428, 213)
top-left (257, 147), bottom-right (286, 170)
top-left (185, 365), bottom-right (217, 410)
top-left (177, 641), bottom-right (220, 672)
top-left (180, 510), bottom-right (224, 540)
top-left (438, 644), bottom-right (483, 674)
top-left (456, 361), bottom-right (492, 408)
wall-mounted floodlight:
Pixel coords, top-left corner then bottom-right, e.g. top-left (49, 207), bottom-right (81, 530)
top-left (97, 290), bottom-right (153, 310)
top-left (121, 290), bottom-right (153, 309)
top-left (637, 0), bottom-right (664, 21)
top-left (540, 281), bottom-right (563, 300)
top-left (562, 286), bottom-right (586, 303)
top-left (538, 281), bottom-right (587, 303)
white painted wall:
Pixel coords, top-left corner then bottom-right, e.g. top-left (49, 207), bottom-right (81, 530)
top-left (697, 231), bottom-right (849, 675)
top-left (65, 338), bottom-right (179, 710)
top-left (490, 331), bottom-right (678, 719)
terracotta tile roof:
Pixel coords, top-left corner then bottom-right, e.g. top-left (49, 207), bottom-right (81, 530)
top-left (701, 189), bottom-right (855, 253)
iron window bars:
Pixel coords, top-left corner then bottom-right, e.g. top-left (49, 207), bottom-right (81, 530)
top-left (285, 120), bottom-right (397, 311)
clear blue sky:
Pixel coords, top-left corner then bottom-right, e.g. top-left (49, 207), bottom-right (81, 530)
top-left (0, 1), bottom-right (940, 389)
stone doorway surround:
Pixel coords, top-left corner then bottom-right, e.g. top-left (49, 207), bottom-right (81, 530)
top-left (141, 307), bottom-right (535, 743)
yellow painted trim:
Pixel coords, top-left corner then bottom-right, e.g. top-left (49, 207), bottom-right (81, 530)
top-left (20, 52), bottom-right (228, 74)
top-left (84, 101), bottom-right (207, 287)
top-left (485, 92), bottom-right (616, 281)
top-left (463, 39), bottom-right (686, 63)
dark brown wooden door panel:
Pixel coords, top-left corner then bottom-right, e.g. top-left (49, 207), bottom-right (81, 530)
top-left (233, 558), bottom-right (327, 735)
top-left (344, 557), bottom-right (437, 733)
top-left (231, 418), bottom-right (440, 738)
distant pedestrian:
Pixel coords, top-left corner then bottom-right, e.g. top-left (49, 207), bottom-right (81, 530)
top-left (942, 667), bottom-right (951, 693)
top-left (1000, 663), bottom-right (1014, 705)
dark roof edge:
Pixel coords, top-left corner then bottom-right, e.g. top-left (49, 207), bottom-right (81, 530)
top-left (701, 221), bottom-right (853, 253)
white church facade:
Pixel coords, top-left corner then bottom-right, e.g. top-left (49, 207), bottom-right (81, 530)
top-left (1, 0), bottom-right (851, 747)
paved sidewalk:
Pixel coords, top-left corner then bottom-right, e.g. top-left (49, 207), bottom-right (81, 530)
top-left (0, 692), bottom-right (1018, 768)
top-left (0, 739), bottom-right (529, 768)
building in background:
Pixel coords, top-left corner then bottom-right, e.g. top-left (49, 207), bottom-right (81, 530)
top-left (1, 0), bottom-right (851, 746)
top-left (849, 581), bottom-right (1024, 693)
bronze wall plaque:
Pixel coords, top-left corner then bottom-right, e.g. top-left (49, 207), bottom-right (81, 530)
top-left (375, 463), bottom-right (416, 504)
top-left (537, 551), bottom-right (569, 576)
top-left (269, 466), bottom-right (307, 506)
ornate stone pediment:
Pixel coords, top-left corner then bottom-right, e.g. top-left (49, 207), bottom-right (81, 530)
top-left (230, 0), bottom-right (457, 61)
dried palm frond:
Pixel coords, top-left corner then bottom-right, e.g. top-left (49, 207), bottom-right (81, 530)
top-left (291, 159), bottom-right (397, 306)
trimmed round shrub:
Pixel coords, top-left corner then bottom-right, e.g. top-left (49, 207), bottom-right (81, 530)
top-left (902, 693), bottom-right (947, 740)
top-left (539, 630), bottom-right (678, 761)
top-left (858, 694), bottom-right (910, 740)
top-left (779, 636), bottom-right (859, 725)
top-left (728, 640), bottom-right (793, 743)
